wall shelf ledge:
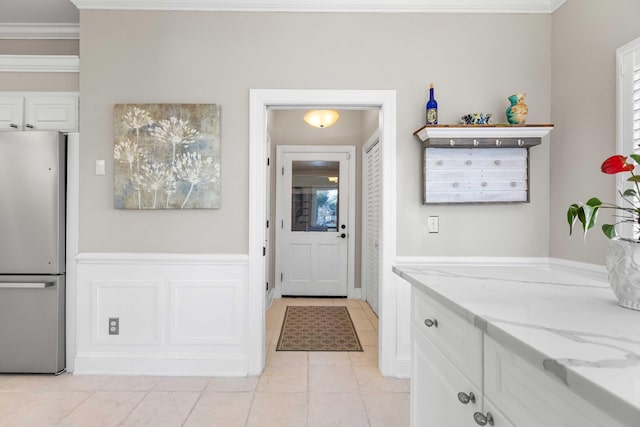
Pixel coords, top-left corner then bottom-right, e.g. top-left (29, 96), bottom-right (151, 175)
top-left (414, 124), bottom-right (554, 146)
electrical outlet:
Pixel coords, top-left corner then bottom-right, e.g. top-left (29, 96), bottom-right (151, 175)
top-left (428, 216), bottom-right (439, 233)
top-left (108, 317), bottom-right (119, 335)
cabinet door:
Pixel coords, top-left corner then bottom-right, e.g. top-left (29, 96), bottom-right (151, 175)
top-left (412, 326), bottom-right (480, 427)
top-left (479, 398), bottom-right (516, 427)
top-left (0, 97), bottom-right (24, 130)
top-left (24, 96), bottom-right (78, 131)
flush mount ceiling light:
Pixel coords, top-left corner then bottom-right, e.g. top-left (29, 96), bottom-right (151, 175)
top-left (303, 110), bottom-right (340, 128)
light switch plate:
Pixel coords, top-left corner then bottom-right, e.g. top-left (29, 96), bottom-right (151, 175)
top-left (95, 160), bottom-right (106, 175)
top-left (428, 216), bottom-right (439, 233)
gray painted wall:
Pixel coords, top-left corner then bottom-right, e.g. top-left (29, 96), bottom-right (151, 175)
top-left (79, 10), bottom-right (551, 255)
top-left (550, 0), bottom-right (640, 264)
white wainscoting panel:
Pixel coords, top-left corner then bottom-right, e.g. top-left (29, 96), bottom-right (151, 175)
top-left (93, 281), bottom-right (162, 344)
top-left (75, 253), bottom-right (250, 376)
top-left (170, 280), bottom-right (242, 345)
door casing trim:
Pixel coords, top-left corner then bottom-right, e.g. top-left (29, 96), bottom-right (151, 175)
top-left (249, 89), bottom-right (398, 376)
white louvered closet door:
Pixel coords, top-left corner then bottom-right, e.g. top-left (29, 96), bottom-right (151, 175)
top-left (365, 140), bottom-right (381, 315)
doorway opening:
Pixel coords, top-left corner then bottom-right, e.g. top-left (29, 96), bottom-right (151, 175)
top-left (248, 90), bottom-right (397, 376)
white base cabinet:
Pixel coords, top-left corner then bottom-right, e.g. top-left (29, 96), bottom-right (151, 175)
top-left (0, 92), bottom-right (78, 131)
top-left (411, 328), bottom-right (481, 426)
top-left (410, 285), bottom-right (626, 427)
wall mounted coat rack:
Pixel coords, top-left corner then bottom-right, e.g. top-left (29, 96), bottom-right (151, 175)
top-left (413, 124), bottom-right (554, 204)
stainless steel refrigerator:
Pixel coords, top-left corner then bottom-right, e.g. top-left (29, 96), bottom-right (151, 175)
top-left (0, 131), bottom-right (66, 374)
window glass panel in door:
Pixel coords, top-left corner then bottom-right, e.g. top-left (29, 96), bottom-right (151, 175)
top-left (291, 160), bottom-right (339, 232)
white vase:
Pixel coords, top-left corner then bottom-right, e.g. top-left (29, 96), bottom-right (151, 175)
top-left (606, 237), bottom-right (640, 310)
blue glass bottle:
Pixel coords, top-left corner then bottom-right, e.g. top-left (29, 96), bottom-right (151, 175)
top-left (426, 83), bottom-right (438, 125)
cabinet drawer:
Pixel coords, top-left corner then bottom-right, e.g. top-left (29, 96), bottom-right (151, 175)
top-left (484, 336), bottom-right (625, 427)
top-left (412, 287), bottom-right (483, 389)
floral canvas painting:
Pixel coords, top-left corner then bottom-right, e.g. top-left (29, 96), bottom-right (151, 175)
top-left (113, 104), bottom-right (221, 209)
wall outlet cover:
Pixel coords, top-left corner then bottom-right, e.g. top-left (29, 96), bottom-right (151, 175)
top-left (108, 317), bottom-right (119, 335)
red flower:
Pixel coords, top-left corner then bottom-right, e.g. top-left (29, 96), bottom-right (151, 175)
top-left (601, 155), bottom-right (634, 174)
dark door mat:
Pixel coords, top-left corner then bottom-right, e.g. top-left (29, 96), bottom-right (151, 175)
top-left (276, 306), bottom-right (363, 352)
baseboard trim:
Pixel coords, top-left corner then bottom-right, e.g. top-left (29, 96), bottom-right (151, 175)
top-left (392, 357), bottom-right (411, 379)
top-left (74, 352), bottom-right (249, 376)
top-left (349, 287), bottom-right (362, 300)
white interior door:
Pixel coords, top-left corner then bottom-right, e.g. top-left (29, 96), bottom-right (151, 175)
top-left (364, 139), bottom-right (381, 315)
top-left (277, 148), bottom-right (352, 296)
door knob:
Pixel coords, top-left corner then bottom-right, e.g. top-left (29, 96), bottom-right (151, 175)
top-left (474, 412), bottom-right (494, 426)
top-left (457, 392), bottom-right (476, 404)
top-left (337, 233), bottom-right (347, 239)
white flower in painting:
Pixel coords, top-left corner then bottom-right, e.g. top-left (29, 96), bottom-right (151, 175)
top-left (134, 162), bottom-right (175, 209)
top-left (122, 107), bottom-right (153, 208)
top-left (123, 107), bottom-right (153, 131)
top-left (114, 139), bottom-right (145, 179)
top-left (163, 171), bottom-right (177, 208)
top-left (150, 116), bottom-right (199, 162)
top-left (173, 152), bottom-right (220, 209)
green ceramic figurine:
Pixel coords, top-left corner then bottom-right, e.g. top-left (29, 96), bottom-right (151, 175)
top-left (506, 93), bottom-right (528, 125)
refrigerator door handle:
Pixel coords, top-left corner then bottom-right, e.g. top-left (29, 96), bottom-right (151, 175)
top-left (0, 282), bottom-right (53, 289)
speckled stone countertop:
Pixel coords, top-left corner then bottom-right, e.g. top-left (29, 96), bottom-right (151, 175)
top-left (393, 263), bottom-right (640, 427)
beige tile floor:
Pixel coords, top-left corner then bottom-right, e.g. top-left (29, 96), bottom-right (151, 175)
top-left (0, 298), bottom-right (409, 427)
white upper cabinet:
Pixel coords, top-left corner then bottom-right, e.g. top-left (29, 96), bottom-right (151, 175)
top-left (0, 96), bottom-right (24, 130)
top-left (0, 93), bottom-right (78, 132)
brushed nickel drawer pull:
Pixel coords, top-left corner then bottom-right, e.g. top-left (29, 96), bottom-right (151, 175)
top-left (424, 318), bottom-right (438, 328)
top-left (457, 391), bottom-right (476, 404)
top-left (474, 412), bottom-right (494, 426)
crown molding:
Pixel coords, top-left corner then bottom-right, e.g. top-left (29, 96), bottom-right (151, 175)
top-left (549, 0), bottom-right (568, 12)
top-left (69, 0), bottom-right (568, 14)
top-left (0, 55), bottom-right (80, 73)
top-left (0, 23), bottom-right (79, 40)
